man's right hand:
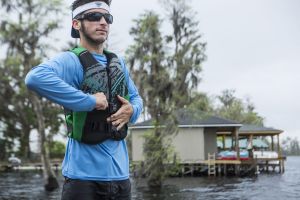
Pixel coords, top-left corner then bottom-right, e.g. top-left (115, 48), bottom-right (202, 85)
top-left (93, 92), bottom-right (108, 110)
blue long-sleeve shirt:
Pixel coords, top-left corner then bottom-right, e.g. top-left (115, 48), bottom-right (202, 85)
top-left (25, 51), bottom-right (143, 181)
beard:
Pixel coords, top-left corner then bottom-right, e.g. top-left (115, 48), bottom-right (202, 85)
top-left (80, 22), bottom-right (107, 45)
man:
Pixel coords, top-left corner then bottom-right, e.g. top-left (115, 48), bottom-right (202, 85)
top-left (25, 0), bottom-right (143, 199)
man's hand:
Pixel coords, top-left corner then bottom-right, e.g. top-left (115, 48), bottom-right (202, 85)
top-left (107, 95), bottom-right (133, 130)
top-left (93, 92), bottom-right (108, 110)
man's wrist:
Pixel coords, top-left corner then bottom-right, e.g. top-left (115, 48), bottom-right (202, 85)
top-left (129, 104), bottom-right (134, 116)
top-left (129, 104), bottom-right (137, 123)
top-left (89, 94), bottom-right (97, 111)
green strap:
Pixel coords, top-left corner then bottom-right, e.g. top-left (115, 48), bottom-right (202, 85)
top-left (70, 46), bottom-right (86, 56)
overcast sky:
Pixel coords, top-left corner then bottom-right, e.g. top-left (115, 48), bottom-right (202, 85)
top-left (62, 0), bottom-right (300, 139)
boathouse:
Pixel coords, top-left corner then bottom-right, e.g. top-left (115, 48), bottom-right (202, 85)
top-left (129, 110), bottom-right (285, 175)
top-left (130, 110), bottom-right (242, 163)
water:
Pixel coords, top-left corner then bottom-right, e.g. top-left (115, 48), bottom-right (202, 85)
top-left (1, 156), bottom-right (300, 200)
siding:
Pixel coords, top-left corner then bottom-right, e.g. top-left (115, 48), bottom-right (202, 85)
top-left (204, 127), bottom-right (217, 159)
top-left (131, 128), bottom-right (205, 163)
top-left (131, 129), bottom-right (146, 162)
top-left (172, 128), bottom-right (205, 162)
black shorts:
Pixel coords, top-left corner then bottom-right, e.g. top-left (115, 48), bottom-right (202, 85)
top-left (61, 177), bottom-right (131, 200)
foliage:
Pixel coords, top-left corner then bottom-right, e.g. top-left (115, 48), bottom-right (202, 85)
top-left (281, 137), bottom-right (300, 156)
top-left (127, 12), bottom-right (172, 118)
top-left (0, 0), bottom-right (64, 159)
top-left (0, 0), bottom-right (65, 191)
top-left (126, 0), bottom-right (206, 187)
top-left (49, 140), bottom-right (66, 158)
top-left (0, 138), bottom-right (7, 160)
top-left (163, 0), bottom-right (206, 107)
top-left (188, 92), bottom-right (214, 113)
top-left (127, 11), bottom-right (178, 187)
top-left (215, 89), bottom-right (264, 125)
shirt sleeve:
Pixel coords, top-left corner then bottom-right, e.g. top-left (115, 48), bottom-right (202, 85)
top-left (25, 52), bottom-right (96, 111)
top-left (119, 57), bottom-right (143, 123)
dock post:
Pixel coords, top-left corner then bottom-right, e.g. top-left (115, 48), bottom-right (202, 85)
top-left (279, 159), bottom-right (284, 173)
top-left (256, 164), bottom-right (259, 175)
top-left (235, 165), bottom-right (240, 176)
top-left (191, 165), bottom-right (194, 176)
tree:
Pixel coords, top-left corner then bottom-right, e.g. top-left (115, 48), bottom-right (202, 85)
top-left (0, 0), bottom-right (65, 191)
top-left (281, 137), bottom-right (300, 155)
top-left (163, 0), bottom-right (206, 107)
top-left (49, 140), bottom-right (66, 159)
top-left (0, 57), bottom-right (35, 159)
top-left (188, 92), bottom-right (214, 113)
top-left (0, 138), bottom-right (8, 160)
top-left (127, 11), bottom-right (177, 187)
top-left (216, 89), bottom-right (264, 125)
top-left (126, 0), bottom-right (206, 187)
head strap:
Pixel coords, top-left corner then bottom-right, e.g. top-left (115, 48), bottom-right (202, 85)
top-left (72, 1), bottom-right (110, 18)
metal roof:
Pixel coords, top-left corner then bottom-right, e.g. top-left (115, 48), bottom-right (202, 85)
top-left (239, 124), bottom-right (282, 133)
top-left (130, 109), bottom-right (242, 129)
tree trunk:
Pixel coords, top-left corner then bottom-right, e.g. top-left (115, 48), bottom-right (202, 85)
top-left (19, 128), bottom-right (31, 159)
top-left (30, 94), bottom-right (59, 191)
top-left (145, 117), bottom-right (165, 188)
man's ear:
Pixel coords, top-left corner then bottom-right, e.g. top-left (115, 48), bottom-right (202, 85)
top-left (72, 19), bottom-right (81, 30)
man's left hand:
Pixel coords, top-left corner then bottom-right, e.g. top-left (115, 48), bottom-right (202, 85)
top-left (107, 95), bottom-right (133, 130)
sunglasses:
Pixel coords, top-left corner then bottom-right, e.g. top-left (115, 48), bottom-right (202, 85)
top-left (77, 12), bottom-right (113, 24)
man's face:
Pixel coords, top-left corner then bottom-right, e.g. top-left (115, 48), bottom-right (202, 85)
top-left (78, 8), bottom-right (111, 45)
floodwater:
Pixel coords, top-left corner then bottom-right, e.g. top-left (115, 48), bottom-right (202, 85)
top-left (0, 156), bottom-right (300, 200)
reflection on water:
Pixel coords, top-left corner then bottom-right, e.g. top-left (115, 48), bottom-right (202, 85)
top-left (0, 172), bottom-right (63, 200)
top-left (1, 156), bottom-right (300, 200)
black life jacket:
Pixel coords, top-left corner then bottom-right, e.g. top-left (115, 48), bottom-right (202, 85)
top-left (65, 47), bottom-right (129, 144)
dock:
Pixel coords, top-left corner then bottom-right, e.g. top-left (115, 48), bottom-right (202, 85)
top-left (179, 156), bottom-right (286, 177)
top-left (132, 155), bottom-right (286, 178)
top-left (0, 161), bottom-right (62, 172)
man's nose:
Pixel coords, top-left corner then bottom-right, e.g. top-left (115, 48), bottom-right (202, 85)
top-left (99, 16), bottom-right (108, 25)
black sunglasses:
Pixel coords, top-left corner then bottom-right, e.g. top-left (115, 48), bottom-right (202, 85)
top-left (77, 12), bottom-right (113, 24)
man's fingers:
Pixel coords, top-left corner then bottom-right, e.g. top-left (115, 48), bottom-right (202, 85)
top-left (116, 122), bottom-right (126, 131)
top-left (112, 119), bottom-right (121, 127)
top-left (117, 95), bottom-right (129, 104)
top-left (94, 92), bottom-right (108, 110)
top-left (96, 101), bottom-right (108, 110)
top-left (101, 101), bottom-right (108, 109)
top-left (108, 110), bottom-right (121, 122)
top-left (106, 96), bottom-right (133, 123)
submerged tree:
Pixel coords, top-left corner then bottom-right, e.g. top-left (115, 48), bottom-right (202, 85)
top-left (0, 0), bottom-right (64, 191)
top-left (127, 0), bottom-right (206, 187)
top-left (127, 11), bottom-right (177, 187)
